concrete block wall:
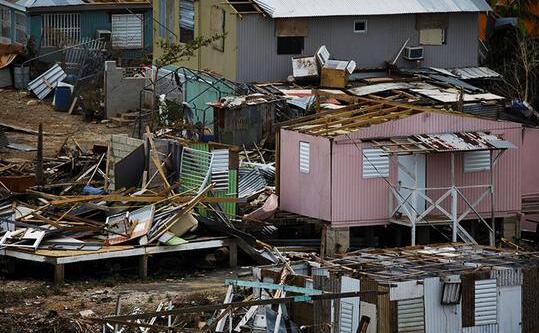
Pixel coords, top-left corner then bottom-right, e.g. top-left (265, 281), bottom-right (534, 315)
top-left (104, 61), bottom-right (150, 119)
top-left (107, 134), bottom-right (145, 190)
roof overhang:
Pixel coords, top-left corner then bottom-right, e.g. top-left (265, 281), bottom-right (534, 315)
top-left (249, 0), bottom-right (492, 18)
top-left (27, 1), bottom-right (151, 13)
top-left (365, 132), bottom-right (516, 154)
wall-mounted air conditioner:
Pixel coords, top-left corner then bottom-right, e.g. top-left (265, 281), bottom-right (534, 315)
top-left (403, 46), bottom-right (424, 60)
top-left (96, 29), bottom-right (111, 43)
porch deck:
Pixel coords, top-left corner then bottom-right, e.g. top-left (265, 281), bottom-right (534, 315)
top-left (0, 236), bottom-right (237, 283)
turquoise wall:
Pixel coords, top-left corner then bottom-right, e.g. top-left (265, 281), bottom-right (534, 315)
top-left (28, 9), bottom-right (152, 61)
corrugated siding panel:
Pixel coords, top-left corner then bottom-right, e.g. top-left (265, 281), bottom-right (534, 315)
top-left (474, 279), bottom-right (497, 325)
top-left (462, 324), bottom-right (498, 333)
top-left (279, 129), bottom-right (332, 221)
top-left (397, 297), bottom-right (425, 333)
top-left (521, 128), bottom-right (539, 196)
top-left (424, 277), bottom-right (462, 333)
top-left (491, 267), bottom-right (523, 287)
top-left (331, 142), bottom-right (395, 225)
top-left (236, 13), bottom-right (479, 82)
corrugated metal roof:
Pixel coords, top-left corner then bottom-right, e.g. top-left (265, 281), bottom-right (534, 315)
top-left (0, 0), bottom-right (30, 10)
top-left (28, 0), bottom-right (82, 7)
top-left (451, 67), bottom-right (501, 80)
top-left (27, 64), bottom-right (67, 100)
top-left (252, 0), bottom-right (491, 18)
top-left (369, 131), bottom-right (516, 154)
top-left (27, 0), bottom-right (150, 8)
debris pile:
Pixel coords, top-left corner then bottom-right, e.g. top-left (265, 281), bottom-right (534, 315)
top-left (0, 129), bottom-right (283, 282)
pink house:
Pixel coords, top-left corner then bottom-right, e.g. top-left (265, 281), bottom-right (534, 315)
top-left (278, 98), bottom-right (523, 245)
top-left (521, 127), bottom-right (539, 234)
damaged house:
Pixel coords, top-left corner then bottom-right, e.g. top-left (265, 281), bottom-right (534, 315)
top-left (154, 0), bottom-right (491, 82)
top-left (26, 0), bottom-right (152, 63)
top-left (278, 97), bottom-right (527, 247)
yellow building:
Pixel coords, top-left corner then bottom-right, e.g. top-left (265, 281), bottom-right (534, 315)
top-left (152, 0), bottom-right (238, 80)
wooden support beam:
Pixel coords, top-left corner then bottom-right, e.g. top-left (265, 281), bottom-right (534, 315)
top-left (138, 255), bottom-right (148, 280)
top-left (228, 240), bottom-right (237, 268)
top-left (54, 264), bottom-right (65, 284)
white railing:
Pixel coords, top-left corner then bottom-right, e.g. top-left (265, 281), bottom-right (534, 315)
top-left (389, 184), bottom-right (494, 245)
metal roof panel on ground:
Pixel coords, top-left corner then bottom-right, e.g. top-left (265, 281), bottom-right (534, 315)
top-left (251, 0), bottom-right (491, 18)
top-left (27, 64), bottom-right (67, 100)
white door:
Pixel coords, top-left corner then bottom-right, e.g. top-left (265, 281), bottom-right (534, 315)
top-left (498, 286), bottom-right (521, 333)
top-left (397, 154), bottom-right (426, 215)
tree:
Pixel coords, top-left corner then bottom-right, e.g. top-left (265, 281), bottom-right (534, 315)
top-left (154, 34), bottom-right (225, 68)
top-left (488, 28), bottom-right (538, 104)
top-left (486, 1), bottom-right (539, 107)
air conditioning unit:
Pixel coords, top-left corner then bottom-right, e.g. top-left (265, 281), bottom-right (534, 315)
top-left (403, 46), bottom-right (424, 60)
top-left (96, 29), bottom-right (111, 43)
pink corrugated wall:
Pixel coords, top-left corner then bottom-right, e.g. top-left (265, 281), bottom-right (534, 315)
top-left (519, 128), bottom-right (539, 233)
top-left (521, 127), bottom-right (539, 196)
top-left (330, 112), bottom-right (522, 227)
top-left (279, 129), bottom-right (332, 221)
top-left (425, 128), bottom-right (521, 216)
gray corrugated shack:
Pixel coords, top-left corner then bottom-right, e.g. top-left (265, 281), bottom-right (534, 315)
top-left (209, 94), bottom-right (280, 148)
top-left (214, 0), bottom-right (491, 82)
top-left (255, 244), bottom-right (539, 333)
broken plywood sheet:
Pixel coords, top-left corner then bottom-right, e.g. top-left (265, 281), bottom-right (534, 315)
top-left (410, 88), bottom-right (504, 103)
top-left (168, 212), bottom-right (198, 238)
top-left (105, 205), bottom-right (155, 245)
top-left (0, 228), bottom-right (46, 250)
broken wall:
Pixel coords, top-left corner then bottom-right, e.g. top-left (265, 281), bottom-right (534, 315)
top-left (104, 61), bottom-right (150, 119)
top-left (107, 134), bottom-right (145, 191)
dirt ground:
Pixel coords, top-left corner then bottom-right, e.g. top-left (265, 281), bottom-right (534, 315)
top-left (0, 268), bottom-right (236, 332)
top-left (0, 89), bottom-right (129, 160)
top-left (0, 89), bottom-right (240, 331)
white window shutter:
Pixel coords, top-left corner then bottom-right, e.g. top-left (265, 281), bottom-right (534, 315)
top-left (363, 148), bottom-right (389, 178)
top-left (474, 279), bottom-right (497, 325)
top-left (112, 14), bottom-right (143, 49)
top-left (464, 151), bottom-right (491, 173)
top-left (299, 141), bottom-right (310, 174)
top-left (211, 149), bottom-right (229, 191)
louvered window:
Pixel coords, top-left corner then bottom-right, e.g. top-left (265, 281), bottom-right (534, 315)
top-left (180, 0), bottom-right (194, 43)
top-left (474, 279), bottom-right (497, 325)
top-left (0, 6), bottom-right (11, 44)
top-left (397, 297), bottom-right (425, 333)
top-left (299, 141), bottom-right (310, 174)
top-left (15, 11), bottom-right (26, 44)
top-left (363, 148), bottom-right (389, 178)
top-left (211, 149), bottom-right (229, 191)
top-left (464, 150), bottom-right (491, 173)
top-left (42, 13), bottom-right (80, 47)
top-left (111, 14), bottom-right (143, 49)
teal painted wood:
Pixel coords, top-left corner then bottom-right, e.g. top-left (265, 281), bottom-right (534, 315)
top-left (28, 9), bottom-right (152, 61)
